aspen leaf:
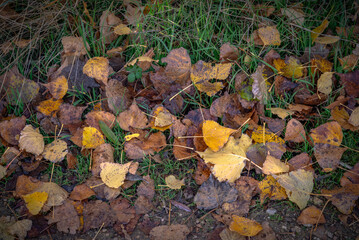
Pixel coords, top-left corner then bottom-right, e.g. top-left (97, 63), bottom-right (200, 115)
top-left (165, 175), bottom-right (185, 189)
top-left (314, 143), bottom-right (346, 172)
top-left (331, 106), bottom-right (359, 131)
top-left (36, 182), bottom-right (69, 207)
top-left (197, 135), bottom-right (252, 183)
top-left (251, 65), bottom-right (267, 103)
top-left (126, 56), bottom-right (158, 67)
top-left (315, 35), bottom-right (340, 44)
top-left (23, 191), bottom-right (48, 215)
top-left (258, 175), bottom-right (287, 204)
top-left (0, 165), bottom-right (6, 180)
top-left (317, 72), bottom-right (333, 95)
top-left (270, 107), bottom-right (295, 119)
top-left (149, 106), bottom-right (175, 131)
top-left (61, 36), bottom-right (89, 57)
top-left (43, 75), bottom-right (68, 99)
top-left (310, 58), bottom-right (333, 74)
top-left (117, 100), bottom-right (148, 131)
top-left (43, 139), bottom-right (68, 163)
top-left (339, 54), bottom-right (359, 71)
top-left (258, 25), bottom-right (281, 46)
top-left (5, 72), bottom-right (39, 105)
top-left (202, 120), bottom-right (236, 152)
top-left (251, 126), bottom-right (285, 145)
top-left (124, 133), bottom-right (140, 141)
top-left (276, 169), bottom-right (314, 209)
top-left (348, 107), bottom-right (359, 127)
top-left (229, 216), bottom-right (263, 237)
top-left (297, 206), bottom-right (326, 224)
top-left (19, 125), bottom-right (44, 156)
top-left (309, 121), bottom-right (343, 146)
top-left (36, 98), bottom-right (63, 116)
top-left (114, 24), bottom-right (132, 35)
top-left (100, 162), bottom-right (132, 188)
top-left (284, 119), bottom-right (306, 143)
top-left (82, 127), bottom-right (105, 149)
top-left (83, 57), bottom-right (109, 85)
top-left (191, 60), bottom-right (232, 96)
top-left (262, 155), bottom-right (289, 175)
top-left (311, 19), bottom-right (329, 43)
top-left (273, 57), bottom-right (303, 78)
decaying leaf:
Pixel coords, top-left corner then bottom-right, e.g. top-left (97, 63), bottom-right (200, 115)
top-left (106, 79), bottom-right (132, 114)
top-left (262, 155), bottom-right (289, 175)
top-left (118, 100), bottom-right (148, 131)
top-left (314, 143), bottom-right (346, 172)
top-left (100, 162), bottom-right (132, 188)
top-left (276, 169), bottom-right (314, 209)
top-left (0, 115), bottom-right (26, 145)
top-left (251, 126), bottom-right (285, 145)
top-left (47, 200), bottom-right (80, 234)
top-left (19, 125), bottom-right (44, 156)
top-left (348, 107), bottom-right (359, 127)
top-left (202, 120), bottom-right (236, 152)
top-left (165, 175), bottom-right (185, 190)
top-left (281, 8), bottom-right (305, 25)
top-left (258, 175), bottom-right (287, 204)
top-left (258, 25), bottom-right (281, 46)
top-left (197, 135), bottom-right (251, 182)
top-left (270, 108), bottom-right (295, 119)
top-left (149, 224), bottom-right (190, 240)
top-left (251, 65), bottom-right (267, 103)
top-left (322, 184), bottom-right (359, 214)
top-left (297, 206), bottom-right (326, 225)
top-left (317, 72), bottom-right (333, 95)
top-left (83, 57), bottom-right (109, 85)
top-left (61, 36), bottom-right (88, 57)
top-left (43, 139), bottom-right (68, 163)
top-left (311, 19), bottom-right (329, 43)
top-left (114, 24), bottom-right (132, 35)
top-left (273, 56), bottom-right (304, 79)
top-left (284, 119), bottom-right (306, 143)
top-left (82, 127), bottom-right (105, 149)
top-left (191, 60), bottom-right (232, 96)
top-left (36, 98), bottom-right (63, 116)
top-left (23, 191), bottom-right (48, 215)
top-left (229, 216), bottom-right (263, 237)
top-left (150, 105), bottom-right (175, 131)
top-left (338, 70), bottom-right (359, 98)
top-left (92, 143), bottom-right (114, 177)
top-left (309, 121), bottom-right (343, 146)
top-left (35, 182), bottom-right (69, 207)
top-left (220, 43), bottom-right (239, 62)
top-left (43, 75), bottom-right (68, 99)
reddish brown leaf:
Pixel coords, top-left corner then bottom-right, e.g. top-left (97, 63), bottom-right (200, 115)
top-left (297, 206), bottom-right (326, 225)
top-left (0, 116), bottom-right (26, 145)
top-left (69, 184), bottom-right (95, 201)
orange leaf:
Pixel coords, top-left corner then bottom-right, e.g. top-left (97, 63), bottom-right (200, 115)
top-left (229, 215), bottom-right (263, 237)
top-left (202, 120), bottom-right (236, 152)
top-left (36, 98), bottom-right (63, 117)
top-left (83, 57), bottom-right (109, 85)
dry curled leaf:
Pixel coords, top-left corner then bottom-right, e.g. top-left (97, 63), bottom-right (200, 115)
top-left (19, 125), bottom-right (44, 156)
top-left (43, 139), bottom-right (68, 163)
top-left (229, 216), bottom-right (263, 237)
top-left (165, 175), bottom-right (185, 189)
top-left (43, 75), bottom-right (68, 99)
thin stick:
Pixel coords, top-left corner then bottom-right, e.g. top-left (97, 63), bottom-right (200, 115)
top-left (5, 151), bottom-right (22, 170)
top-left (170, 144), bottom-right (194, 151)
top-left (199, 208), bottom-right (217, 220)
top-left (168, 201), bottom-right (171, 225)
top-left (89, 149), bottom-right (93, 171)
top-left (178, 136), bottom-right (203, 139)
top-left (92, 222), bottom-right (105, 240)
top-left (337, 166), bottom-right (359, 177)
top-left (313, 199), bottom-right (330, 235)
top-left (49, 163), bottom-right (55, 183)
top-left (90, 182), bottom-right (105, 188)
top-left (169, 84), bottom-right (193, 101)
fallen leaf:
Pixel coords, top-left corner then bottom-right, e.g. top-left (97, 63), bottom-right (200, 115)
top-left (276, 169), bottom-right (314, 209)
top-left (341, 162), bottom-right (359, 186)
top-left (47, 200), bottom-right (80, 234)
top-left (317, 72), bottom-right (333, 95)
top-left (194, 159), bottom-right (211, 185)
top-left (114, 24), bottom-right (132, 35)
top-left (281, 8), bottom-right (305, 25)
top-left (197, 135), bottom-right (251, 182)
top-left (15, 175), bottom-right (43, 197)
top-left (338, 70), bottom-right (359, 98)
top-left (288, 153), bottom-right (314, 172)
top-left (165, 175), bottom-right (185, 190)
top-left (339, 54), bottom-right (359, 70)
top-left (229, 216), bottom-right (263, 237)
top-left (297, 206), bottom-right (326, 225)
top-left (110, 197), bottom-right (136, 225)
top-left (150, 105), bottom-right (175, 131)
top-left (36, 98), bottom-right (63, 116)
top-left (262, 155), bottom-right (289, 175)
top-left (19, 125), bottom-right (44, 156)
top-left (309, 121), bottom-right (343, 146)
top-left (284, 119), bottom-right (306, 142)
top-left (7, 219), bottom-right (32, 240)
top-left (105, 79), bottom-right (132, 114)
top-left (23, 191), bottom-right (48, 215)
top-left (311, 19), bottom-right (329, 43)
top-left (36, 182), bottom-right (69, 207)
top-left (0, 115), bottom-right (26, 145)
top-left (100, 162), bottom-right (132, 188)
top-left (83, 200), bottom-right (115, 232)
top-left (220, 43), bottom-right (239, 62)
top-left (310, 58), bottom-right (333, 74)
top-left (85, 110), bottom-right (116, 132)
top-left (124, 131), bottom-right (166, 159)
top-left (43, 139), bottom-right (68, 163)
top-left (314, 143), bottom-right (346, 172)
top-left (219, 228), bottom-right (246, 240)
top-left (348, 107), bottom-right (359, 127)
top-left (149, 224), bottom-right (190, 240)
top-left (270, 107), bottom-right (295, 119)
top-left (173, 138), bottom-right (195, 160)
top-left (251, 65), bottom-right (267, 103)
top-left (83, 57), bottom-right (109, 85)
top-left (258, 175), bottom-right (287, 204)
top-left (300, 43), bottom-right (330, 62)
top-left (258, 25), bottom-right (281, 46)
top-left (82, 127), bottom-right (105, 149)
top-left (251, 126), bottom-right (285, 145)
top-left (194, 175), bottom-right (238, 210)
top-left (117, 100), bottom-right (148, 131)
top-left (61, 36), bottom-right (88, 57)
top-left (322, 184), bottom-right (359, 214)
top-left (137, 175), bottom-right (155, 200)
top-left (191, 60), bottom-right (232, 96)
top-left (252, 221), bottom-right (276, 240)
top-left (0, 166), bottom-right (6, 180)
top-left (58, 103), bottom-right (86, 127)
top-left (43, 75), bottom-right (68, 99)
top-left (273, 56), bottom-right (303, 79)
top-left (99, 10), bottom-right (122, 44)
top-left (315, 35), bottom-right (340, 44)
top-left (202, 120), bottom-right (236, 152)
top-left (135, 195), bottom-right (154, 214)
top-left (69, 184), bottom-right (96, 201)
top-left (124, 133), bottom-right (140, 141)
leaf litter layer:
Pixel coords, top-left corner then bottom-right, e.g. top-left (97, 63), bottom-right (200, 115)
top-left (0, 0), bottom-right (359, 239)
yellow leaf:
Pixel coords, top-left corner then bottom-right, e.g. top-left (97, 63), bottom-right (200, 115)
top-left (191, 61), bottom-right (232, 96)
top-left (276, 169), bottom-right (314, 209)
top-left (124, 133), bottom-right (140, 141)
top-left (19, 125), bottom-right (44, 156)
top-left (126, 56), bottom-right (158, 67)
top-left (197, 135), bottom-right (252, 183)
top-left (309, 121), bottom-right (343, 146)
top-left (229, 216), bottom-right (263, 237)
top-left (114, 24), bottom-right (132, 35)
top-left (251, 126), bottom-right (285, 145)
top-left (258, 175), bottom-right (287, 204)
top-left (315, 35), bottom-right (340, 44)
top-left (43, 75), bottom-right (68, 99)
top-left (82, 127), bottom-right (105, 149)
top-left (23, 191), bottom-right (48, 215)
top-left (317, 72), bottom-right (333, 95)
top-left (36, 98), bottom-right (63, 117)
top-left (100, 162), bottom-right (132, 188)
top-left (202, 120), bottom-right (236, 152)
top-left (36, 182), bottom-right (68, 207)
top-left (43, 139), bottom-right (68, 163)
top-left (310, 58), bottom-right (333, 74)
top-left (150, 106), bottom-right (174, 131)
top-left (311, 19), bottom-right (329, 43)
top-left (258, 25), bottom-right (281, 46)
top-left (262, 155), bottom-right (289, 175)
top-left (270, 107), bottom-right (295, 119)
top-left (165, 175), bottom-right (185, 189)
top-left (273, 57), bottom-right (303, 78)
top-left (83, 57), bottom-right (109, 85)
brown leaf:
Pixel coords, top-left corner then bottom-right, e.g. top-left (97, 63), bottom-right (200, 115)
top-left (85, 111), bottom-right (116, 132)
top-left (309, 121), bottom-right (343, 146)
top-left (117, 100), bottom-right (148, 131)
top-left (58, 103), bottom-right (86, 128)
top-left (99, 10), bottom-right (122, 44)
top-left (105, 79), bottom-right (132, 114)
top-left (273, 75), bottom-right (298, 97)
top-left (297, 206), bottom-right (325, 225)
top-left (15, 175), bottom-right (43, 197)
top-left (135, 195), bottom-right (154, 214)
top-left (173, 138), bottom-right (195, 160)
top-left (284, 119), bottom-right (306, 143)
top-left (110, 198), bottom-right (136, 225)
top-left (47, 200), bottom-right (80, 234)
top-left (288, 153), bottom-right (314, 172)
top-left (340, 162), bottom-right (359, 186)
top-left (85, 176), bottom-right (121, 200)
top-left (220, 43), bottom-right (239, 62)
top-left (322, 184), bottom-right (359, 214)
top-left (185, 108), bottom-right (217, 127)
top-left (124, 131), bottom-right (166, 159)
top-left (92, 143), bottom-right (114, 177)
top-left (149, 224), bottom-right (190, 240)
top-left (137, 175), bottom-right (155, 200)
top-left (69, 184), bottom-right (95, 201)
top-left (194, 159), bottom-right (211, 185)
top-left (83, 200), bottom-right (115, 231)
top-left (258, 25), bottom-right (281, 46)
top-left (0, 115), bottom-right (26, 145)
top-left (61, 36), bottom-right (89, 57)
top-left (251, 65), bottom-right (267, 103)
top-left (314, 143), bottom-right (346, 172)
top-left (252, 221), bottom-right (276, 240)
top-left (349, 106), bottom-right (359, 127)
top-left (338, 70), bottom-right (359, 98)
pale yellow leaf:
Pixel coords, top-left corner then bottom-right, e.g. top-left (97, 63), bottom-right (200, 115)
top-left (317, 72), bottom-right (333, 95)
top-left (100, 162), bottom-right (132, 188)
top-left (165, 175), bottom-right (185, 189)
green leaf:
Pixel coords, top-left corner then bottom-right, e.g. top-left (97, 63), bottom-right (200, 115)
top-left (99, 120), bottom-right (119, 145)
top-left (128, 73), bottom-right (135, 83)
top-left (135, 69), bottom-right (142, 79)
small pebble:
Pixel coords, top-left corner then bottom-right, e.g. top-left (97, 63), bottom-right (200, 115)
top-left (266, 208), bottom-right (277, 215)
